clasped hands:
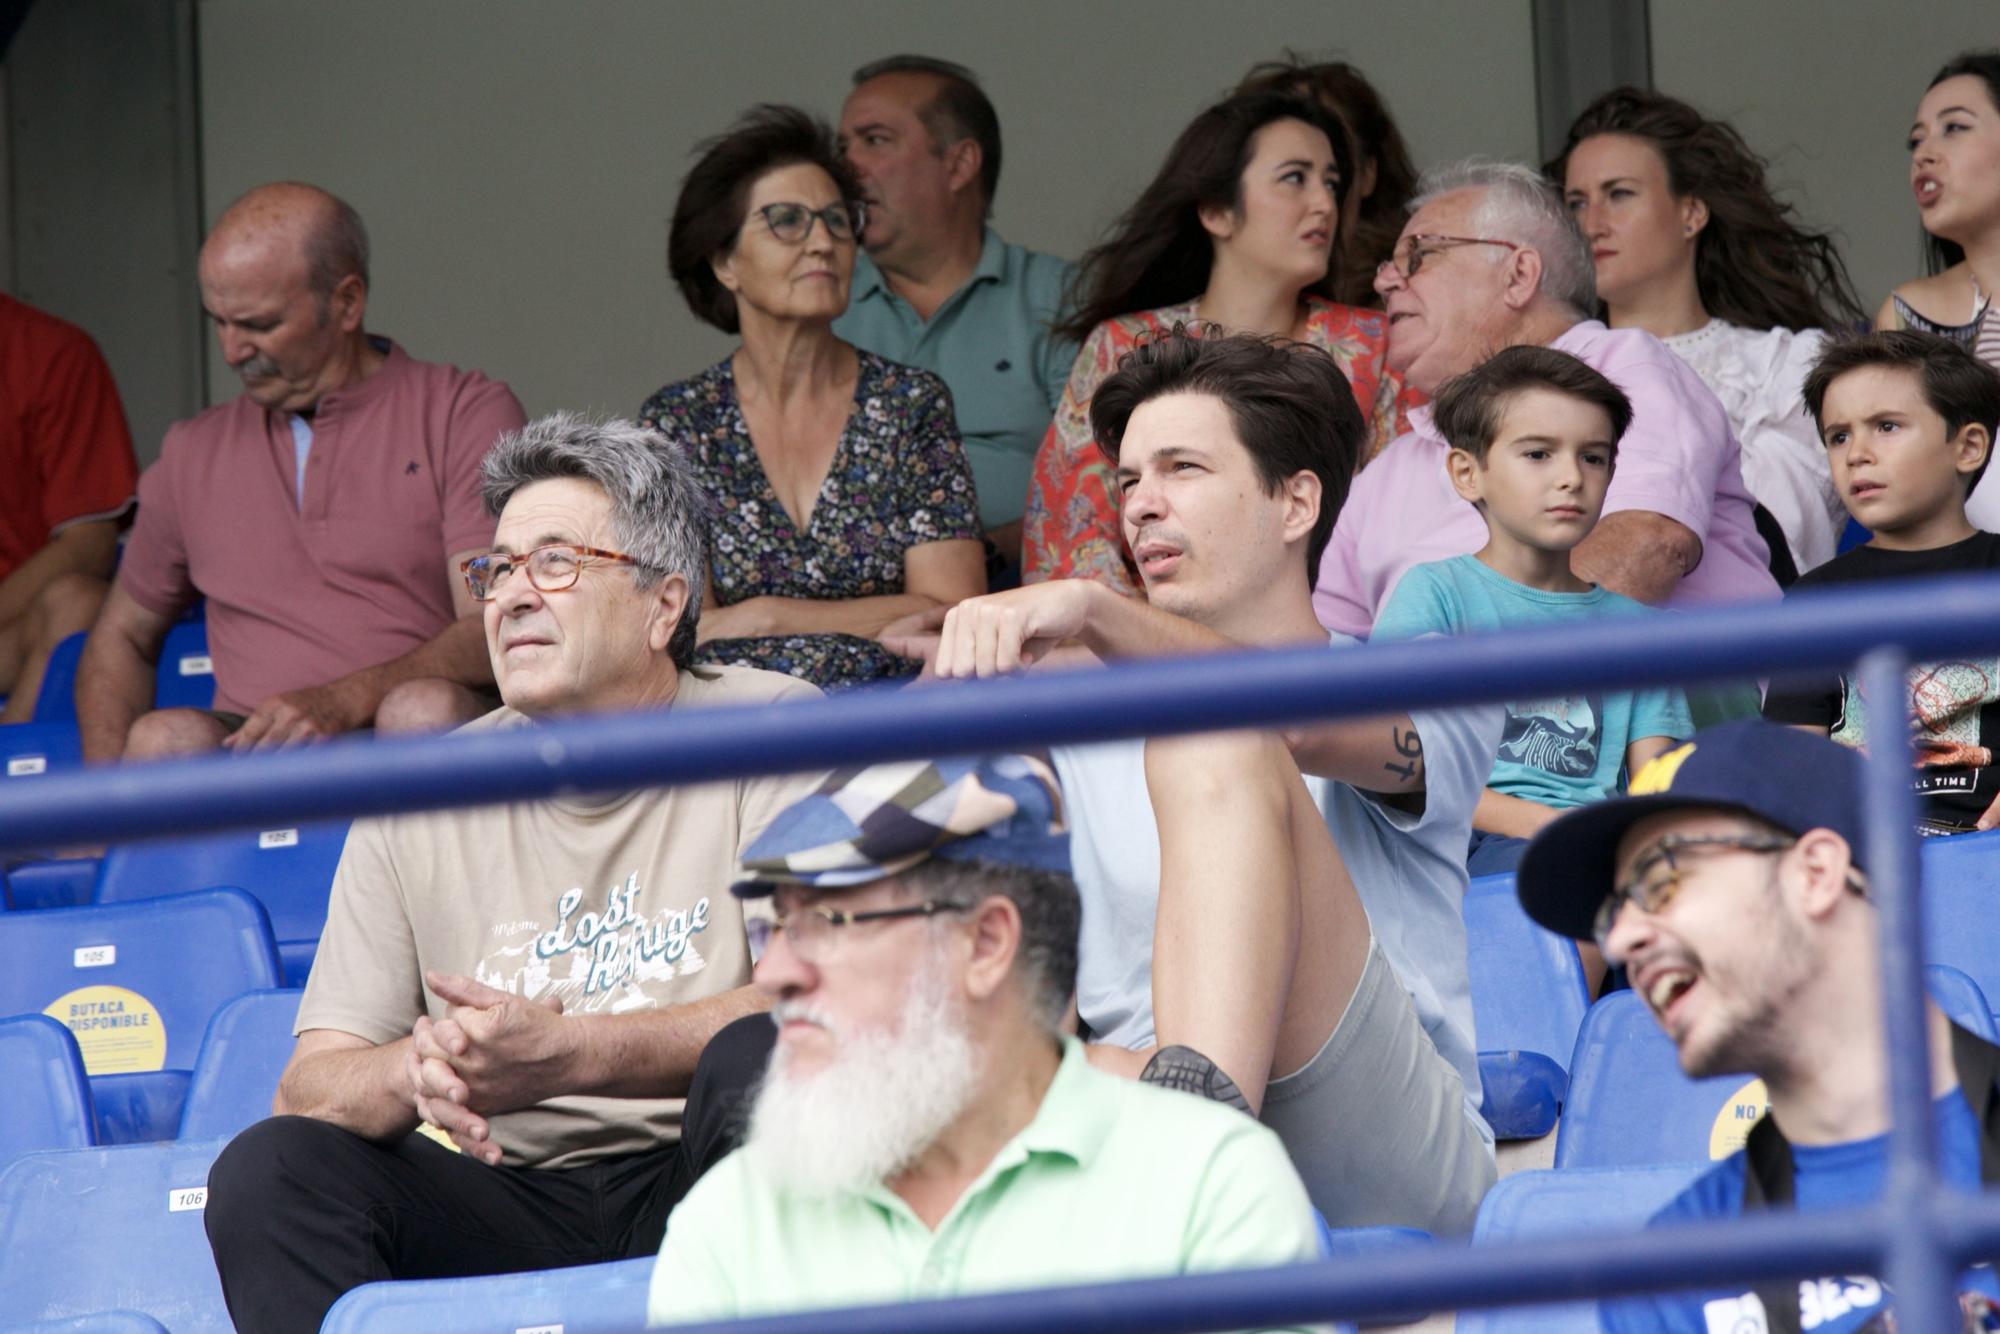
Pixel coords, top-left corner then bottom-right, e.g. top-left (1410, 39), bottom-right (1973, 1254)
top-left (404, 971), bottom-right (577, 1166)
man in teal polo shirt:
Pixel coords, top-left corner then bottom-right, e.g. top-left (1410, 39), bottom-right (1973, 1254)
top-left (647, 754), bottom-right (1323, 1330)
top-left (835, 56), bottom-right (1076, 571)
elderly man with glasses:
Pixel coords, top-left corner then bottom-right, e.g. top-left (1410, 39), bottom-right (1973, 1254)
top-left (649, 751), bottom-right (1324, 1329)
top-left (202, 412), bottom-right (827, 1334)
top-left (1313, 160), bottom-right (1780, 646)
top-left (1516, 719), bottom-right (2000, 1333)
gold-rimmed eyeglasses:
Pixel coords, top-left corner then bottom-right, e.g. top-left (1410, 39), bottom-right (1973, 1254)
top-left (748, 898), bottom-right (970, 963)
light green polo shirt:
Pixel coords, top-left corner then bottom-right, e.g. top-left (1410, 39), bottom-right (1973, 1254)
top-left (648, 1038), bottom-right (1325, 1332)
top-left (833, 228), bottom-right (1075, 530)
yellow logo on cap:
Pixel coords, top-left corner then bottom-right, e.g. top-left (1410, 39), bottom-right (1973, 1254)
top-left (1631, 741), bottom-right (1696, 795)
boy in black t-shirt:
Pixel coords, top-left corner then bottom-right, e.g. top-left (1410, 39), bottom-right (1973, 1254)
top-left (1764, 330), bottom-right (2000, 833)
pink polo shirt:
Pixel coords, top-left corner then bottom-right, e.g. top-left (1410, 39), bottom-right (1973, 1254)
top-left (120, 340), bottom-right (525, 713)
top-left (1313, 319), bottom-right (1779, 637)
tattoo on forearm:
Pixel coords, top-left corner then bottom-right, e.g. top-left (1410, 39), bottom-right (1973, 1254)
top-left (1383, 725), bottom-right (1424, 785)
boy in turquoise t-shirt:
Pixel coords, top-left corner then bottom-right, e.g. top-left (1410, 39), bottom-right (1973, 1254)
top-left (1373, 345), bottom-right (1692, 887)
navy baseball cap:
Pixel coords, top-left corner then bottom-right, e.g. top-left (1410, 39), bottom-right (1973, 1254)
top-left (732, 754), bottom-right (1070, 898)
top-left (1516, 719), bottom-right (1869, 940)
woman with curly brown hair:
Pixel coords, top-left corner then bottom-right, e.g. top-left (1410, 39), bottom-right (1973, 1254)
top-left (1551, 87), bottom-right (1865, 574)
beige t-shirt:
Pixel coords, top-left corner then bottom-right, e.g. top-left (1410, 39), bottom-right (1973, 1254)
top-left (297, 664), bottom-right (823, 1169)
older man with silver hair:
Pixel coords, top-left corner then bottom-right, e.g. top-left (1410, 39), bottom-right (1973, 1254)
top-left (204, 412), bottom-right (825, 1334)
top-left (650, 748), bottom-right (1324, 1330)
top-left (1314, 159), bottom-right (1779, 638)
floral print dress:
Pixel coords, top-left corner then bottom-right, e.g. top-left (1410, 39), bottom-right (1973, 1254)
top-left (639, 349), bottom-right (981, 690)
top-left (1021, 296), bottom-right (1423, 591)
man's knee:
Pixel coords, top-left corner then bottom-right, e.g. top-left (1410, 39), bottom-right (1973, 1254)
top-left (375, 678), bottom-right (488, 735)
top-left (31, 573), bottom-right (109, 644)
top-left (123, 707), bottom-right (232, 760)
top-left (206, 1116), bottom-right (348, 1245)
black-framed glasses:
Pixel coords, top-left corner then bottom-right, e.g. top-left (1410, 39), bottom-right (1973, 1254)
top-left (1376, 233), bottom-right (1521, 281)
top-left (754, 201), bottom-right (866, 244)
top-left (459, 543), bottom-right (638, 601)
top-left (1592, 833), bottom-right (1869, 948)
top-left (747, 898), bottom-right (969, 962)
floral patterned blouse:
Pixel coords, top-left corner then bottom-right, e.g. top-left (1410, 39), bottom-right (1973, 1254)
top-left (639, 349), bottom-right (981, 690)
top-left (1021, 296), bottom-right (1423, 591)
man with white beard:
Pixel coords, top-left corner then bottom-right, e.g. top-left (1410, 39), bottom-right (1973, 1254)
top-left (647, 751), bottom-right (1325, 1330)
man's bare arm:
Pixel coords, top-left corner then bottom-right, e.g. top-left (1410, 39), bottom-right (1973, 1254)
top-left (274, 1028), bottom-right (422, 1141)
top-left (75, 582), bottom-right (179, 762)
top-left (929, 582), bottom-right (1424, 791)
top-left (1570, 511), bottom-right (1703, 605)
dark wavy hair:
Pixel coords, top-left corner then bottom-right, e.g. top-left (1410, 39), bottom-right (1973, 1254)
top-left (1236, 55), bottom-right (1417, 308)
top-left (1921, 51), bottom-right (2000, 276)
top-left (1055, 92), bottom-right (1351, 344)
top-left (1088, 325), bottom-right (1364, 575)
top-left (1547, 87), bottom-right (1864, 334)
top-left (667, 105), bottom-right (863, 335)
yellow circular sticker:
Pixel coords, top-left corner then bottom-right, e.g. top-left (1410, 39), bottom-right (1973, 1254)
top-left (1709, 1078), bottom-right (1769, 1159)
top-left (43, 985), bottom-right (167, 1075)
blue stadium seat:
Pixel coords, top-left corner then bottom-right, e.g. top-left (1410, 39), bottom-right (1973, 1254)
top-left (3, 857), bottom-right (101, 910)
top-left (1464, 872), bottom-right (1589, 1140)
top-left (0, 889), bottom-right (283, 1143)
top-left (94, 821), bottom-right (349, 986)
top-left (0, 1137), bottom-right (230, 1332)
top-left (1460, 1164), bottom-right (1708, 1334)
top-left (0, 720), bottom-right (81, 780)
top-left (178, 989), bottom-right (301, 1141)
top-left (320, 1257), bottom-right (656, 1334)
top-left (1922, 829), bottom-right (2000, 1029)
top-left (153, 620), bottom-right (215, 712)
top-left (0, 1014), bottom-right (97, 1168)
top-left (1556, 968), bottom-right (1994, 1170)
top-left (0, 1314), bottom-right (172, 1334)
top-left (29, 632), bottom-right (86, 723)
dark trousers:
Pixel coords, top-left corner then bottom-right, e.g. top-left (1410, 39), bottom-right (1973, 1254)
top-left (205, 1012), bottom-right (778, 1334)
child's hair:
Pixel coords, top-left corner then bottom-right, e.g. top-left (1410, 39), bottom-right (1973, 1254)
top-left (1431, 344), bottom-right (1634, 462)
top-left (1802, 330), bottom-right (2000, 495)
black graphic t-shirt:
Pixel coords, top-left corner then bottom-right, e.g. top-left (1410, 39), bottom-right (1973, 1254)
top-left (1764, 531), bottom-right (2000, 829)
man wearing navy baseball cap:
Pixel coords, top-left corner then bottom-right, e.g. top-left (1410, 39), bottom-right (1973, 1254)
top-left (1518, 719), bottom-right (2000, 1334)
top-left (646, 750), bottom-right (1324, 1330)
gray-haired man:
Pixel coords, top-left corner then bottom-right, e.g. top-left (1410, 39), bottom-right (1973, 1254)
top-left (204, 413), bottom-right (825, 1334)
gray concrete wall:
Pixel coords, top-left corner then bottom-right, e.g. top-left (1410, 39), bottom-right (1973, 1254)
top-left (1649, 0), bottom-right (2000, 322)
top-left (5, 0), bottom-right (203, 463)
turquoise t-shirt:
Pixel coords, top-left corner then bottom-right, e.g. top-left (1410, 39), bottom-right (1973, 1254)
top-left (1373, 555), bottom-right (1691, 809)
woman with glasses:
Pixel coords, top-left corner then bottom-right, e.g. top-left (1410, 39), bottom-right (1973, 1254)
top-left (1021, 91), bottom-right (1420, 592)
top-left (641, 105), bottom-right (985, 690)
top-left (1551, 88), bottom-right (1865, 576)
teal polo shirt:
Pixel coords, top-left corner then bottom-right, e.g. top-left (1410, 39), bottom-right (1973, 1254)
top-left (648, 1037), bottom-right (1324, 1331)
top-left (834, 228), bottom-right (1075, 530)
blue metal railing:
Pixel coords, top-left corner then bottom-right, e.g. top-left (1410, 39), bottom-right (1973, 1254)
top-left (4, 571), bottom-right (1996, 1331)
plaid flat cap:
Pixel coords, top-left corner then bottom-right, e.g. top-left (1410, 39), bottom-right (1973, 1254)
top-left (732, 755), bottom-right (1070, 897)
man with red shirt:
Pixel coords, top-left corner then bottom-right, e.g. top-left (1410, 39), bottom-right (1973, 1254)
top-left (76, 182), bottom-right (526, 760)
top-left (0, 295), bottom-right (139, 724)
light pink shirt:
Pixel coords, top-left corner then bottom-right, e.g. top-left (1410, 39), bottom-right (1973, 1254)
top-left (1313, 319), bottom-right (1779, 637)
top-left (121, 340), bottom-right (525, 713)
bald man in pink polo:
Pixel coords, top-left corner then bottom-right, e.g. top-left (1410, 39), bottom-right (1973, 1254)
top-left (77, 182), bottom-right (525, 761)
